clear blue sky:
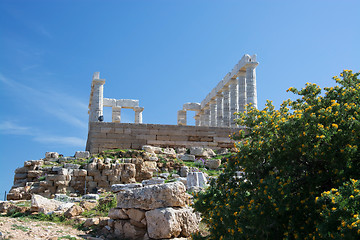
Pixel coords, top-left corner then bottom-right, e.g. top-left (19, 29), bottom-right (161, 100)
top-left (0, 0), bottom-right (359, 199)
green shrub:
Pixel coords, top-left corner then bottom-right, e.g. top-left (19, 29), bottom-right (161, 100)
top-left (193, 70), bottom-right (360, 239)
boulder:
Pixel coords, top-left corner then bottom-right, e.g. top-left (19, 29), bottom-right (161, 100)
top-left (83, 217), bottom-right (100, 227)
top-left (74, 151), bottom-right (90, 159)
top-left (80, 200), bottom-right (97, 210)
top-left (142, 145), bottom-right (162, 154)
top-left (64, 163), bottom-right (81, 169)
top-left (64, 205), bottom-right (83, 218)
top-left (145, 207), bottom-right (199, 239)
top-left (205, 159), bottom-right (221, 169)
top-left (142, 178), bottom-right (165, 186)
top-left (116, 182), bottom-right (188, 210)
top-left (45, 152), bottom-right (59, 160)
top-left (123, 221), bottom-right (147, 239)
top-left (187, 172), bottom-right (207, 189)
top-left (108, 208), bottom-right (129, 220)
top-left (180, 166), bottom-right (189, 177)
top-left (179, 154), bottom-right (195, 162)
top-left (111, 183), bottom-right (142, 193)
top-left (121, 163), bottom-right (136, 183)
top-left (124, 208), bottom-right (145, 222)
top-left (189, 147), bottom-right (216, 158)
top-left (31, 194), bottom-right (74, 214)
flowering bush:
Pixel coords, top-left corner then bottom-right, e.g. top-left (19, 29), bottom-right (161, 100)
top-left (193, 70), bottom-right (360, 239)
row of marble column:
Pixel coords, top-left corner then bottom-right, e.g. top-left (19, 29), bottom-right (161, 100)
top-left (195, 62), bottom-right (258, 127)
top-left (111, 106), bottom-right (144, 124)
top-left (89, 72), bottom-right (144, 124)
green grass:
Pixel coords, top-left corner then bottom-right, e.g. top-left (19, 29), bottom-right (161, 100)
top-left (11, 224), bottom-right (29, 232)
top-left (81, 194), bottom-right (117, 218)
top-left (58, 235), bottom-right (77, 240)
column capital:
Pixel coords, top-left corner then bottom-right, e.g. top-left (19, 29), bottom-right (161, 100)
top-left (209, 98), bottom-right (216, 104)
top-left (238, 70), bottom-right (246, 77)
top-left (134, 107), bottom-right (144, 112)
top-left (222, 84), bottom-right (230, 91)
top-left (229, 77), bottom-right (238, 85)
top-left (216, 92), bottom-right (223, 97)
top-left (245, 62), bottom-right (259, 70)
top-left (92, 79), bottom-right (105, 85)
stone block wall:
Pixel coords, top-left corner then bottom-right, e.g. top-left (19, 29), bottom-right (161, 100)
top-left (86, 122), bottom-right (239, 153)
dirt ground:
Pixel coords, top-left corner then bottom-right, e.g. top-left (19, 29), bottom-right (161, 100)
top-left (0, 216), bottom-right (90, 240)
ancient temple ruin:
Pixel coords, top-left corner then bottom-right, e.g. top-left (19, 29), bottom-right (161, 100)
top-left (178, 54), bottom-right (258, 127)
top-left (86, 54), bottom-right (258, 153)
top-left (88, 72), bottom-right (144, 124)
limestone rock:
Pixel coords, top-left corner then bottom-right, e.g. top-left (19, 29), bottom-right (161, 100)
top-left (31, 194), bottom-right (74, 214)
top-left (145, 207), bottom-right (199, 239)
top-left (108, 208), bottom-right (129, 220)
top-left (80, 200), bottom-right (97, 210)
top-left (189, 147), bottom-right (215, 158)
top-left (64, 205), bottom-right (84, 218)
top-left (121, 163), bottom-right (136, 183)
top-left (124, 208), bottom-right (145, 222)
top-left (180, 166), bottom-right (189, 177)
top-left (111, 183), bottom-right (142, 193)
top-left (116, 182), bottom-right (188, 210)
top-left (142, 145), bottom-right (162, 154)
top-left (179, 154), bottom-right (195, 162)
top-left (205, 159), bottom-right (221, 169)
top-left (123, 221), bottom-right (147, 239)
top-left (84, 217), bottom-right (100, 227)
top-left (142, 178), bottom-right (164, 186)
top-left (187, 172), bottom-right (207, 189)
top-left (45, 152), bottom-right (59, 160)
top-left (74, 151), bottom-right (90, 159)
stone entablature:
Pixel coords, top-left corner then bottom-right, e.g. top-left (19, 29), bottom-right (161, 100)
top-left (177, 54), bottom-right (259, 127)
top-left (86, 122), bottom-right (239, 153)
top-left (88, 72), bottom-right (144, 123)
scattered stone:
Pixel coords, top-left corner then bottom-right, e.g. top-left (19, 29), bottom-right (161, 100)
top-left (82, 194), bottom-right (100, 200)
top-left (205, 159), bottom-right (221, 169)
top-left (187, 172), bottom-right (207, 190)
top-left (124, 208), bottom-right (145, 222)
top-left (84, 217), bottom-right (100, 228)
top-left (111, 183), bottom-right (142, 193)
top-left (159, 173), bottom-right (170, 179)
top-left (64, 163), bottom-right (81, 169)
top-left (179, 154), bottom-right (195, 162)
top-left (64, 205), bottom-right (84, 218)
top-left (180, 166), bottom-right (189, 177)
top-left (216, 148), bottom-right (229, 155)
top-left (108, 208), bottom-right (129, 220)
top-left (142, 178), bottom-right (165, 186)
top-left (116, 182), bottom-right (188, 210)
top-left (145, 207), bottom-right (199, 239)
top-left (142, 145), bottom-right (162, 154)
top-left (80, 200), bottom-right (97, 210)
top-left (75, 151), bottom-right (90, 159)
top-left (31, 194), bottom-right (74, 214)
top-left (45, 152), bottom-right (59, 160)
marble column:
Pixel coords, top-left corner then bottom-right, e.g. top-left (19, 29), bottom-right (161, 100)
top-left (112, 107), bottom-right (121, 123)
top-left (177, 110), bottom-right (187, 125)
top-left (194, 114), bottom-right (200, 126)
top-left (238, 71), bottom-right (247, 113)
top-left (229, 78), bottom-right (238, 127)
top-left (134, 107), bottom-right (144, 124)
top-left (199, 110), bottom-right (205, 126)
top-left (210, 99), bottom-right (217, 127)
top-left (246, 62), bottom-right (259, 109)
top-left (90, 76), bottom-right (105, 122)
top-left (216, 92), bottom-right (223, 127)
top-left (203, 106), bottom-right (210, 126)
top-left (222, 85), bottom-right (230, 127)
